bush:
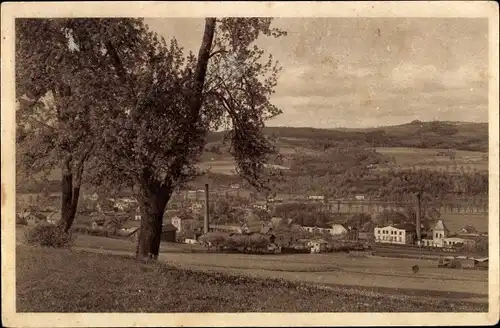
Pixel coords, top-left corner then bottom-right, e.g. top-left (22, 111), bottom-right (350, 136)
top-left (16, 215), bottom-right (28, 226)
top-left (25, 224), bottom-right (76, 248)
top-left (199, 232), bottom-right (229, 251)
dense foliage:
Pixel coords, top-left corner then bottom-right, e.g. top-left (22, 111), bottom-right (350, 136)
top-left (24, 224), bottom-right (76, 248)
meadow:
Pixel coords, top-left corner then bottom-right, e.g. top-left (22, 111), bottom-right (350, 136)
top-left (15, 227), bottom-right (489, 310)
top-left (375, 147), bottom-right (488, 172)
top-left (439, 213), bottom-right (489, 233)
top-left (16, 244), bottom-right (487, 312)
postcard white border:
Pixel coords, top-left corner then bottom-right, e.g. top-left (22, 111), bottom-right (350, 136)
top-left (2, 1), bottom-right (499, 327)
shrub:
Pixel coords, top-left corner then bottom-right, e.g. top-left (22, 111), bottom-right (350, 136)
top-left (199, 232), bottom-right (229, 251)
top-left (25, 223), bottom-right (76, 248)
top-left (16, 215), bottom-right (28, 226)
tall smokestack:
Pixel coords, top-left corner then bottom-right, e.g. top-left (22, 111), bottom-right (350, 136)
top-left (204, 183), bottom-right (209, 234)
top-left (416, 192), bottom-right (422, 245)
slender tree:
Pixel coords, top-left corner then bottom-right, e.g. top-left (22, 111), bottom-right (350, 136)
top-left (89, 18), bottom-right (286, 260)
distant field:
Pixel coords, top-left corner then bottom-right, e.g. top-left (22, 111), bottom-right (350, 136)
top-left (195, 145), bottom-right (488, 175)
top-left (375, 147), bottom-right (488, 172)
top-left (198, 160), bottom-right (237, 175)
top-left (439, 213), bottom-right (489, 233)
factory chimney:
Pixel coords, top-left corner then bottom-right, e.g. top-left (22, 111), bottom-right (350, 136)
top-left (204, 183), bottom-right (210, 234)
top-left (416, 192), bottom-right (422, 246)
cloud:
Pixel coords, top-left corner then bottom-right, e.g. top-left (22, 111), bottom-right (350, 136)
top-left (276, 63), bottom-right (382, 99)
top-left (391, 64), bottom-right (439, 88)
top-left (269, 80), bottom-right (488, 129)
top-left (146, 18), bottom-right (489, 128)
top-left (441, 65), bottom-right (487, 88)
top-left (391, 63), bottom-right (487, 90)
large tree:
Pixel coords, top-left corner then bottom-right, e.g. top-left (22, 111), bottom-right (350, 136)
top-left (89, 18), bottom-right (286, 260)
top-left (16, 19), bottom-right (147, 232)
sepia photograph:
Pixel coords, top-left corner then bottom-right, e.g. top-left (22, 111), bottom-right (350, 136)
top-left (1, 1), bottom-right (499, 327)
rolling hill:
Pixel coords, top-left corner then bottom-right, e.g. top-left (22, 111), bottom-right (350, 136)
top-left (17, 120), bottom-right (488, 193)
top-left (207, 120), bottom-right (488, 152)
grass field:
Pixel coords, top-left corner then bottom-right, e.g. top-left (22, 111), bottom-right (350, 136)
top-left (375, 147), bottom-right (488, 172)
top-left (439, 213), bottom-right (488, 233)
top-left (16, 245), bottom-right (487, 312)
top-left (16, 227), bottom-right (489, 309)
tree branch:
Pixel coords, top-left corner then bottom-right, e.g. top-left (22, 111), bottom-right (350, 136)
top-left (104, 39), bottom-right (138, 110)
top-left (208, 49), bottom-right (228, 59)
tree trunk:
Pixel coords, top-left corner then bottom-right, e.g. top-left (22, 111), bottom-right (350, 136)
top-left (60, 154), bottom-right (74, 231)
top-left (59, 153), bottom-right (87, 232)
top-left (136, 183), bottom-right (171, 261)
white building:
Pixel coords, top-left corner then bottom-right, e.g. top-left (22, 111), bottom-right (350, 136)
top-left (331, 224), bottom-right (348, 235)
top-left (134, 206), bottom-right (141, 221)
top-left (302, 224), bottom-right (347, 236)
top-left (422, 220), bottom-right (476, 249)
top-left (308, 195), bottom-right (325, 201)
top-left (171, 216), bottom-right (182, 232)
top-left (374, 223), bottom-right (416, 245)
top-left (422, 219), bottom-right (449, 247)
top-left (302, 225), bottom-right (332, 234)
top-left (308, 239), bottom-right (328, 253)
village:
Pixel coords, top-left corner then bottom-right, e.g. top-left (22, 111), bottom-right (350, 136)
top-left (16, 183), bottom-right (489, 270)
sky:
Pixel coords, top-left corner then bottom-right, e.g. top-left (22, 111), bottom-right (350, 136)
top-left (145, 18), bottom-right (489, 129)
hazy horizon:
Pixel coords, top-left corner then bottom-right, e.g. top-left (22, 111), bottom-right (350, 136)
top-left (146, 17), bottom-right (489, 129)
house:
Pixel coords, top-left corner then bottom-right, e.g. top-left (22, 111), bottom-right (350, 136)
top-left (270, 216), bottom-right (284, 228)
top-left (190, 202), bottom-right (204, 213)
top-left (46, 212), bottom-right (61, 225)
top-left (309, 239), bottom-right (328, 253)
top-left (474, 258), bottom-right (488, 270)
top-left (82, 192), bottom-right (99, 202)
top-left (134, 206), bottom-right (141, 221)
top-left (331, 224), bottom-right (348, 236)
top-left (442, 237), bottom-right (476, 250)
top-left (459, 225), bottom-right (479, 236)
top-left (91, 218), bottom-right (107, 230)
top-left (274, 234), bottom-right (300, 247)
top-left (344, 227), bottom-right (359, 241)
top-left (302, 223), bottom-right (350, 236)
top-left (420, 219), bottom-right (477, 250)
top-left (374, 223), bottom-right (416, 245)
top-left (241, 220), bottom-right (268, 234)
top-left (253, 201), bottom-right (268, 211)
top-left (307, 195), bottom-right (325, 201)
top-left (120, 220), bottom-right (141, 234)
top-left (421, 219), bottom-right (450, 247)
top-left (24, 212), bottom-right (47, 226)
top-left (209, 224), bottom-right (242, 234)
top-left (161, 223), bottom-right (177, 242)
top-left (170, 216), bottom-right (183, 232)
top-left (302, 224), bottom-right (332, 235)
top-left (184, 238), bottom-right (198, 245)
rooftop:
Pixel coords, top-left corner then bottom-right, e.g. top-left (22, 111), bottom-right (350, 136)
top-left (434, 220), bottom-right (449, 231)
top-left (392, 223), bottom-right (417, 232)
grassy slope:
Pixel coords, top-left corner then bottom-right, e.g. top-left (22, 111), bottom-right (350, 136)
top-left (15, 227), bottom-right (489, 304)
top-left (16, 245), bottom-right (487, 312)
